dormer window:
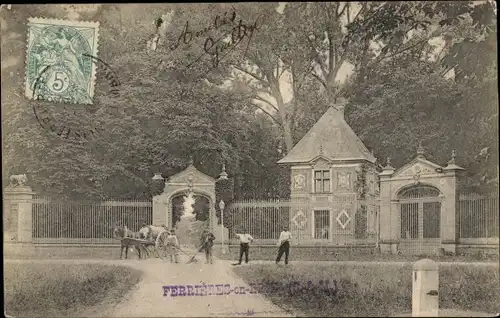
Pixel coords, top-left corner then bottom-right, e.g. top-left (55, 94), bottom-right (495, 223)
top-left (314, 170), bottom-right (330, 193)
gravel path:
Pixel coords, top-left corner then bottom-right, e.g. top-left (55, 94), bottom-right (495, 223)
top-left (6, 256), bottom-right (496, 317)
top-left (6, 255), bottom-right (293, 317)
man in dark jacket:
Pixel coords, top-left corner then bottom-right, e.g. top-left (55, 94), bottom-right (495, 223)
top-left (200, 229), bottom-right (216, 264)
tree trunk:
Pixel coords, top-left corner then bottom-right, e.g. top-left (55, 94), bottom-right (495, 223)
top-left (268, 75), bottom-right (294, 154)
top-left (282, 119), bottom-right (294, 155)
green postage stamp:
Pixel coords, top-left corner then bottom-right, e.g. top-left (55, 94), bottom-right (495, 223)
top-left (25, 18), bottom-right (99, 104)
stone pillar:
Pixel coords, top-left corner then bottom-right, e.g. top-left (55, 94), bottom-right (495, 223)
top-left (441, 151), bottom-right (464, 254)
top-left (390, 199), bottom-right (400, 252)
top-left (153, 194), bottom-right (168, 228)
top-left (413, 259), bottom-right (439, 317)
top-left (152, 173), bottom-right (168, 227)
top-left (379, 158), bottom-right (398, 254)
top-left (4, 186), bottom-right (35, 243)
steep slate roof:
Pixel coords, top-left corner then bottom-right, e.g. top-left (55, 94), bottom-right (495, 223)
top-left (278, 107), bottom-right (376, 164)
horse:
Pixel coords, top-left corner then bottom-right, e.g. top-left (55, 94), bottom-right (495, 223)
top-left (138, 224), bottom-right (168, 248)
top-left (113, 224), bottom-right (151, 260)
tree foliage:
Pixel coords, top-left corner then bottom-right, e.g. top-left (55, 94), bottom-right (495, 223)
top-left (1, 2), bottom-right (497, 202)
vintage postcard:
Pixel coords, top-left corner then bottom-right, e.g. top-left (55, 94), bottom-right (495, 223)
top-left (2, 3), bottom-right (499, 318)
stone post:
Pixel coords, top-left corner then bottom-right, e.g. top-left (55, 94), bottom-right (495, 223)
top-left (413, 259), bottom-right (439, 317)
top-left (379, 157), bottom-right (397, 254)
top-left (441, 151), bottom-right (465, 254)
top-left (153, 195), bottom-right (168, 228)
top-left (4, 185), bottom-right (35, 243)
top-left (152, 173), bottom-right (168, 227)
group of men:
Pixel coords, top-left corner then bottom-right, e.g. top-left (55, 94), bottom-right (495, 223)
top-left (138, 223), bottom-right (216, 264)
top-left (138, 223), bottom-right (294, 265)
top-left (234, 225), bottom-right (292, 265)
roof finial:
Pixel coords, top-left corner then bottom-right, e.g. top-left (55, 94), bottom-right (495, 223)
top-left (444, 149), bottom-right (465, 171)
top-left (188, 155), bottom-right (194, 166)
top-left (218, 162), bottom-right (228, 180)
top-left (417, 141), bottom-right (425, 158)
top-left (319, 144), bottom-right (324, 155)
top-left (448, 150), bottom-right (456, 165)
top-left (385, 156), bottom-right (393, 169)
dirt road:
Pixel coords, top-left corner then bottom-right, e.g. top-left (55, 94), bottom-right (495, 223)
top-left (6, 255), bottom-right (293, 317)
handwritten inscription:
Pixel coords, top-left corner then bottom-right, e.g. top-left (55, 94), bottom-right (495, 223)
top-left (169, 8), bottom-right (261, 69)
top-left (203, 17), bottom-right (259, 68)
top-left (170, 8), bottom-right (237, 51)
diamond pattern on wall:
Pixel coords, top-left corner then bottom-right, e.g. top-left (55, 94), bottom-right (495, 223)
top-left (336, 209), bottom-right (351, 229)
top-left (292, 210), bottom-right (307, 229)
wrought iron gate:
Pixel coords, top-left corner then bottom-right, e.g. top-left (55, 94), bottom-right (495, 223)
top-left (399, 185), bottom-right (441, 255)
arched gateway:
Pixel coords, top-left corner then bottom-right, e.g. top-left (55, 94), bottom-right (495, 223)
top-left (152, 163), bottom-right (217, 232)
top-left (379, 145), bottom-right (464, 255)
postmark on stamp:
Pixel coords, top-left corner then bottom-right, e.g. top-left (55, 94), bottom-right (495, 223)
top-left (30, 52), bottom-right (121, 142)
top-left (25, 18), bottom-right (99, 105)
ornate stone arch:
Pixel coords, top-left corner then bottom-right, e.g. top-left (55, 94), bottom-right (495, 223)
top-left (378, 146), bottom-right (464, 255)
top-left (152, 163), bottom-right (217, 231)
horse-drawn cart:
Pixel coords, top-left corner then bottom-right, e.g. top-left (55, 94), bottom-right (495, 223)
top-left (114, 224), bottom-right (172, 260)
top-left (121, 235), bottom-right (168, 260)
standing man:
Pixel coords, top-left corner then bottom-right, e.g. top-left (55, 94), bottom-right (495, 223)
top-left (276, 225), bottom-right (292, 265)
top-left (165, 229), bottom-right (180, 263)
top-left (200, 229), bottom-right (216, 264)
top-left (234, 228), bottom-right (254, 265)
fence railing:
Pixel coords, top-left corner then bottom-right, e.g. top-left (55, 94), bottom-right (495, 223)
top-left (458, 193), bottom-right (499, 244)
top-left (227, 197), bottom-right (379, 246)
top-left (28, 192), bottom-right (499, 246)
top-left (32, 197), bottom-right (152, 244)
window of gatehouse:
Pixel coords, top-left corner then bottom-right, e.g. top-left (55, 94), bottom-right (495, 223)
top-left (314, 170), bottom-right (330, 193)
top-left (313, 210), bottom-right (330, 239)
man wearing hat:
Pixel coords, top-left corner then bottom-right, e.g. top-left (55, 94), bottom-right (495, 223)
top-left (276, 225), bottom-right (292, 265)
top-left (200, 229), bottom-right (216, 264)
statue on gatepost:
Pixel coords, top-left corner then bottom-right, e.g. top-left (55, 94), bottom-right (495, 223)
top-left (9, 174), bottom-right (28, 188)
top-left (5, 173), bottom-right (34, 246)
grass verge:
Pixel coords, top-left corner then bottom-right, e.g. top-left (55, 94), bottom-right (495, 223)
top-left (4, 262), bottom-right (143, 317)
top-left (216, 246), bottom-right (498, 262)
top-left (231, 263), bottom-right (500, 317)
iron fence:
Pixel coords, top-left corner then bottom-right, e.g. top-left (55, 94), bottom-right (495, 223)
top-left (28, 191), bottom-right (497, 247)
top-left (227, 197), bottom-right (379, 246)
top-left (32, 196), bottom-right (152, 244)
top-left (458, 192), bottom-right (499, 243)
